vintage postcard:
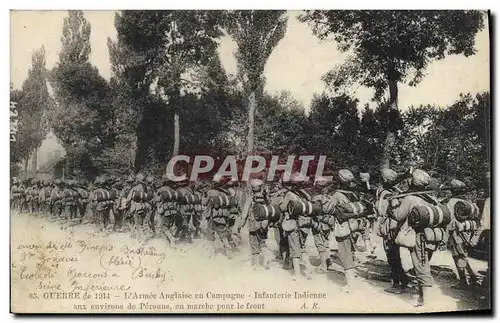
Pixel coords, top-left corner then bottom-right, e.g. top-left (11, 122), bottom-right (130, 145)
top-left (10, 10), bottom-right (491, 314)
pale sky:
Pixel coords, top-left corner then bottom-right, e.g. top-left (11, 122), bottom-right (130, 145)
top-left (11, 10), bottom-right (490, 112)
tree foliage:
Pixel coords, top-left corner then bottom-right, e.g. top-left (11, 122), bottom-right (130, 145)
top-left (300, 10), bottom-right (485, 102)
top-left (108, 10), bottom-right (225, 167)
top-left (10, 47), bottom-right (51, 167)
top-left (49, 10), bottom-right (112, 179)
top-left (300, 10), bottom-right (486, 170)
top-left (224, 10), bottom-right (288, 155)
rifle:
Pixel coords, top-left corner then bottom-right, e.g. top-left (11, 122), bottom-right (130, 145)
top-left (387, 190), bottom-right (437, 200)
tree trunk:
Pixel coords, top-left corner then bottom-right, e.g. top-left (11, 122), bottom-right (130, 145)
top-left (31, 148), bottom-right (38, 176)
top-left (173, 112), bottom-right (180, 156)
top-left (380, 67), bottom-right (398, 171)
top-left (24, 158), bottom-right (28, 180)
top-left (130, 133), bottom-right (138, 171)
top-left (247, 92), bottom-right (256, 156)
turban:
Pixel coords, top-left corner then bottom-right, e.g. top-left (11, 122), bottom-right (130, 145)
top-left (338, 169), bottom-right (354, 183)
top-left (412, 169), bottom-right (431, 188)
top-left (314, 176), bottom-right (331, 187)
top-left (381, 168), bottom-right (397, 183)
top-left (450, 179), bottom-right (466, 189)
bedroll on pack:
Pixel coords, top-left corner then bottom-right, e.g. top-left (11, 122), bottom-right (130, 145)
top-left (12, 187), bottom-right (24, 194)
top-left (160, 189), bottom-right (178, 201)
top-left (94, 189), bottom-right (117, 202)
top-left (132, 191), bottom-right (153, 202)
top-left (64, 190), bottom-right (80, 198)
top-left (287, 199), bottom-right (322, 217)
top-left (77, 188), bottom-right (89, 199)
top-left (408, 204), bottom-right (451, 230)
top-left (253, 204), bottom-right (281, 222)
top-left (423, 227), bottom-right (447, 243)
top-left (178, 194), bottom-right (201, 205)
top-left (335, 201), bottom-right (373, 223)
top-left (209, 195), bottom-right (237, 209)
top-left (454, 200), bottom-right (479, 222)
top-left (322, 201), bottom-right (336, 215)
top-left (454, 219), bottom-right (478, 232)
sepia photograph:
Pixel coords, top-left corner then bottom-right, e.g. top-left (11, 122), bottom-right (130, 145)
top-left (9, 8), bottom-right (491, 314)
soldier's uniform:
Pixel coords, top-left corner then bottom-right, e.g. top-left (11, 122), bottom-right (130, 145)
top-left (26, 179), bottom-right (39, 214)
top-left (155, 175), bottom-right (178, 243)
top-left (92, 177), bottom-right (115, 231)
top-left (50, 180), bottom-right (64, 219)
top-left (268, 182), bottom-right (287, 263)
top-left (10, 178), bottom-right (24, 211)
top-left (278, 173), bottom-right (315, 280)
top-left (191, 182), bottom-right (205, 238)
top-left (444, 179), bottom-right (480, 289)
top-left (218, 181), bottom-right (241, 248)
top-left (311, 176), bottom-right (334, 273)
top-left (241, 179), bottom-right (271, 268)
top-left (388, 169), bottom-right (441, 307)
top-left (38, 180), bottom-right (52, 214)
top-left (115, 175), bottom-right (134, 232)
top-left (76, 180), bottom-right (90, 222)
top-left (88, 179), bottom-right (99, 225)
top-left (376, 168), bottom-right (411, 294)
top-left (125, 173), bottom-right (149, 238)
top-left (328, 171), bottom-right (359, 286)
top-left (62, 180), bottom-right (78, 220)
top-left (206, 183), bottom-right (234, 259)
top-left (176, 182), bottom-right (197, 243)
top-left (20, 180), bottom-right (31, 213)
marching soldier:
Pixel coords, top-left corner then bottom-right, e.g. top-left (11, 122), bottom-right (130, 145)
top-left (444, 179), bottom-right (480, 289)
top-left (376, 168), bottom-right (411, 294)
top-left (155, 174), bottom-right (179, 244)
top-left (62, 179), bottom-right (78, 221)
top-left (311, 176), bottom-right (334, 274)
top-left (239, 178), bottom-right (272, 269)
top-left (325, 169), bottom-right (362, 290)
top-left (10, 177), bottom-right (24, 211)
top-left (50, 179), bottom-right (64, 219)
top-left (38, 179), bottom-right (52, 214)
top-left (115, 174), bottom-right (134, 232)
top-left (20, 179), bottom-right (31, 213)
top-left (357, 172), bottom-right (377, 257)
top-left (191, 181), bottom-right (206, 239)
top-left (93, 176), bottom-right (115, 232)
top-left (220, 179), bottom-right (242, 249)
top-left (87, 177), bottom-right (100, 225)
top-left (277, 173), bottom-right (316, 280)
top-left (25, 178), bottom-right (38, 214)
top-left (268, 179), bottom-right (288, 265)
top-left (175, 178), bottom-right (197, 243)
top-left (75, 179), bottom-right (90, 223)
top-left (205, 178), bottom-right (235, 259)
top-left (387, 168), bottom-right (444, 307)
top-left (126, 173), bottom-right (149, 238)
top-left (155, 174), bottom-right (178, 244)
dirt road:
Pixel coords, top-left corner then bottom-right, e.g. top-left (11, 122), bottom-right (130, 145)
top-left (10, 212), bottom-right (489, 313)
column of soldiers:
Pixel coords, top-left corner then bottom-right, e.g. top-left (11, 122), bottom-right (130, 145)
top-left (10, 166), bottom-right (490, 307)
